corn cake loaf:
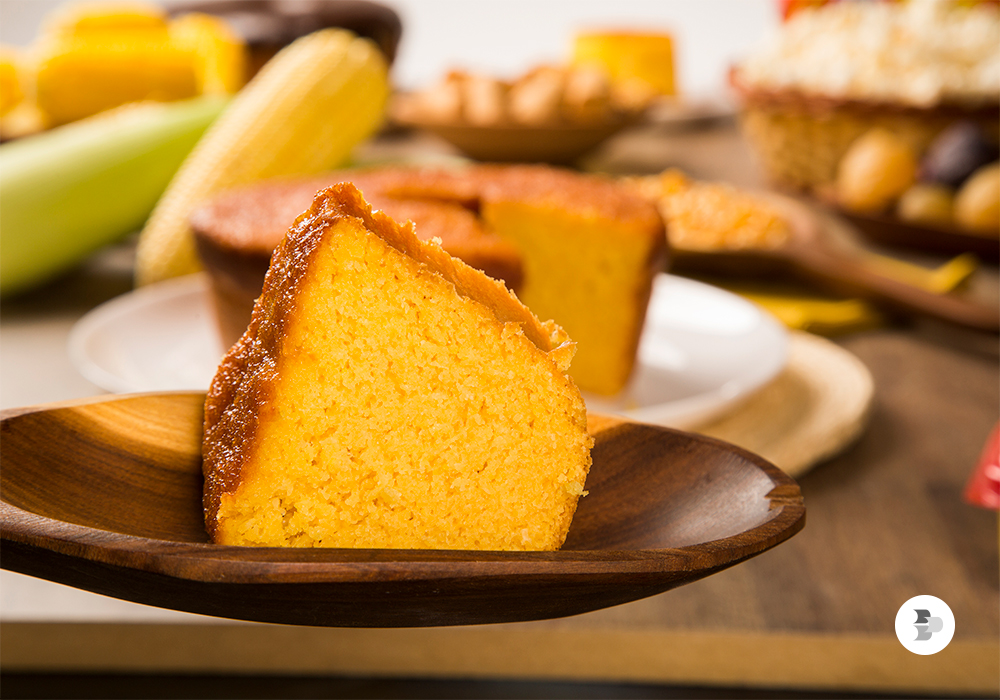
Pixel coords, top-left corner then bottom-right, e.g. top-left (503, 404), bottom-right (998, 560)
top-left (202, 183), bottom-right (593, 550)
top-left (194, 164), bottom-right (666, 395)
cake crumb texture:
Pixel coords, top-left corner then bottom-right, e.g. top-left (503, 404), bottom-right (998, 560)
top-left (203, 183), bottom-right (593, 550)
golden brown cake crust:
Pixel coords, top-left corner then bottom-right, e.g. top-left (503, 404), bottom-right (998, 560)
top-left (201, 196), bottom-right (324, 532)
top-left (475, 164), bottom-right (666, 235)
top-left (190, 169), bottom-right (523, 268)
top-left (189, 168), bottom-right (529, 345)
top-left (356, 164), bottom-right (665, 236)
top-left (202, 183), bottom-right (573, 536)
top-left (191, 163), bottom-right (663, 260)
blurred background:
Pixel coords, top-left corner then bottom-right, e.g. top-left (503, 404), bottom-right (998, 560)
top-left (0, 1), bottom-right (997, 698)
top-left (1, 0), bottom-right (778, 96)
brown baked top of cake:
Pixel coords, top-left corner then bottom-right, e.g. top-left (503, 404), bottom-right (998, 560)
top-left (360, 164), bottom-right (666, 238)
top-left (191, 169), bottom-right (517, 248)
top-left (191, 164), bottom-right (663, 253)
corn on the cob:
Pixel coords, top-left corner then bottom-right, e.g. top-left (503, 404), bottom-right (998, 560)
top-left (0, 95), bottom-right (227, 297)
top-left (33, 2), bottom-right (246, 127)
top-left (134, 28), bottom-right (390, 286)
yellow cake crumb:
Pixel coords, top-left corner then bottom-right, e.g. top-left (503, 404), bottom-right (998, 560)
top-left (202, 183), bottom-right (593, 550)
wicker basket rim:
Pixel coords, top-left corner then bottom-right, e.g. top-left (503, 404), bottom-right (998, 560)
top-left (728, 66), bottom-right (1000, 118)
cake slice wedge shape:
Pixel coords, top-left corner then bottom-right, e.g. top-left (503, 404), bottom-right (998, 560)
top-left (202, 183), bottom-right (593, 550)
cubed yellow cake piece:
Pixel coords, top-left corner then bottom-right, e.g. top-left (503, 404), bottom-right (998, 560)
top-left (35, 4), bottom-right (196, 126)
top-left (572, 31), bottom-right (676, 97)
top-left (203, 183), bottom-right (593, 550)
top-left (33, 2), bottom-right (245, 126)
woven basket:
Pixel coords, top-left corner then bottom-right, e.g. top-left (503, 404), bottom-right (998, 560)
top-left (730, 69), bottom-right (1000, 196)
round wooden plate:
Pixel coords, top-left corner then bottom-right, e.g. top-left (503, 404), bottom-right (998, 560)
top-left (0, 393), bottom-right (804, 628)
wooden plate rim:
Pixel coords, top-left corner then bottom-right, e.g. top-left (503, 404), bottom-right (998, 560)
top-left (0, 395), bottom-right (805, 586)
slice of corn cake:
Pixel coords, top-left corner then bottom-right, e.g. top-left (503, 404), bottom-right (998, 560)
top-left (202, 183), bottom-right (593, 550)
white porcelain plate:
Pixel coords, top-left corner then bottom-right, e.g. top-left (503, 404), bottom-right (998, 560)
top-left (68, 274), bottom-right (225, 395)
top-left (69, 273), bottom-right (787, 429)
top-left (582, 274), bottom-right (787, 429)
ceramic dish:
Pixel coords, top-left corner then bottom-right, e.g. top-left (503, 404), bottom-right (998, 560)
top-left (68, 274), bottom-right (225, 394)
top-left (69, 273), bottom-right (789, 430)
top-left (0, 393), bottom-right (805, 627)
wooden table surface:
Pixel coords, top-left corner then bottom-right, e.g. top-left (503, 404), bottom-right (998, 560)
top-left (2, 119), bottom-right (997, 696)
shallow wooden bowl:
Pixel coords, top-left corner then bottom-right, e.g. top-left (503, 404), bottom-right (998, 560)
top-left (669, 193), bottom-right (999, 333)
top-left (408, 119), bottom-right (634, 165)
top-left (0, 393), bottom-right (804, 628)
top-left (834, 208), bottom-right (1000, 263)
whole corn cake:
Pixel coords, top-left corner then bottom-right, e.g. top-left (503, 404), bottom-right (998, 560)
top-left (202, 183), bottom-right (593, 550)
top-left (193, 164), bottom-right (666, 396)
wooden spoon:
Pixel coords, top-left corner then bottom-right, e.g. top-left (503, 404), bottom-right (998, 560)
top-left (670, 195), bottom-right (999, 333)
top-left (1, 392), bottom-right (804, 628)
